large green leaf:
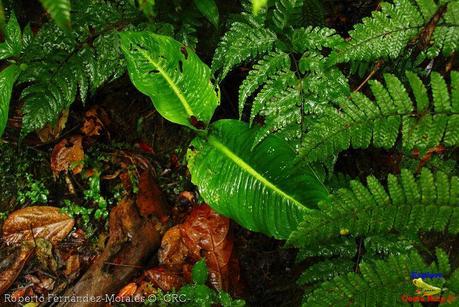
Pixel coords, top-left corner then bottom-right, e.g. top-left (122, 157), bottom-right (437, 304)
top-left (187, 119), bottom-right (328, 239)
top-left (0, 65), bottom-right (21, 137)
top-left (39, 0), bottom-right (71, 29)
top-left (120, 32), bottom-right (220, 130)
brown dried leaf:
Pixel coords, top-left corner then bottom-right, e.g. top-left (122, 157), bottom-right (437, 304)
top-left (158, 226), bottom-right (188, 270)
top-left (117, 282), bottom-right (138, 298)
top-left (136, 169), bottom-right (168, 222)
top-left (180, 205), bottom-right (233, 291)
top-left (145, 267), bottom-right (184, 292)
top-left (0, 242), bottom-right (34, 295)
top-left (50, 136), bottom-right (84, 176)
top-left (64, 254), bottom-right (81, 279)
top-left (37, 109), bottom-right (69, 143)
top-left (2, 206), bottom-right (75, 246)
top-left (81, 106), bottom-right (109, 137)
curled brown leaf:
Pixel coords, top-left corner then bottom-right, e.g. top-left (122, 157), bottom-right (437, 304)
top-left (50, 136), bottom-right (84, 176)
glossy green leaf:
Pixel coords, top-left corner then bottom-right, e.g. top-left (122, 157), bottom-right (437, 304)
top-left (39, 0), bottom-right (71, 29)
top-left (187, 119), bottom-right (328, 239)
top-left (0, 13), bottom-right (22, 60)
top-left (120, 32), bottom-right (220, 130)
top-left (0, 65), bottom-right (21, 137)
top-left (193, 0), bottom-right (219, 27)
top-left (192, 259), bottom-right (208, 285)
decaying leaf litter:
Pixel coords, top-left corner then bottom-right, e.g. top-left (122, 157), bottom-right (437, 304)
top-left (0, 77), bottom-right (302, 306)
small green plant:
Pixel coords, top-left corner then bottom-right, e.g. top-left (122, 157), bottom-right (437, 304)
top-left (83, 169), bottom-right (109, 220)
top-left (143, 260), bottom-right (245, 307)
top-left (17, 172), bottom-right (49, 205)
top-left (61, 199), bottom-right (94, 234)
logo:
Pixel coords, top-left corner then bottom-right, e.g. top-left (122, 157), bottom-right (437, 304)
top-left (412, 278), bottom-right (444, 296)
top-left (400, 272), bottom-right (456, 304)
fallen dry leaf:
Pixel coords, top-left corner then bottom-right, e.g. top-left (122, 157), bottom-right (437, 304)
top-left (2, 206), bottom-right (75, 246)
top-left (37, 109), bottom-right (69, 143)
top-left (51, 135), bottom-right (84, 176)
top-left (0, 242), bottom-right (35, 295)
top-left (81, 106), bottom-right (110, 137)
top-left (180, 205), bottom-right (233, 291)
top-left (145, 267), bottom-right (184, 292)
top-left (117, 282), bottom-right (138, 298)
top-left (136, 169), bottom-right (168, 222)
top-left (158, 226), bottom-right (188, 270)
top-left (64, 254), bottom-right (81, 279)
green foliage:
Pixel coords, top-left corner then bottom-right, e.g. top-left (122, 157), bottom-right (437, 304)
top-left (0, 64), bottom-right (20, 136)
top-left (327, 0), bottom-right (459, 65)
top-left (304, 250), bottom-right (457, 306)
top-left (193, 0), bottom-right (219, 28)
top-left (144, 261), bottom-right (245, 307)
top-left (0, 13), bottom-right (22, 60)
top-left (297, 259), bottom-right (354, 286)
top-left (251, 0), bottom-right (267, 15)
top-left (212, 15), bottom-right (277, 81)
top-left (61, 199), bottom-right (94, 235)
top-left (17, 172), bottom-right (49, 205)
top-left (84, 169), bottom-right (108, 220)
top-left (121, 32), bottom-right (220, 129)
top-left (288, 168), bottom-right (459, 247)
top-left (187, 119), bottom-right (328, 239)
top-left (300, 71), bottom-right (459, 162)
top-left (39, 0), bottom-right (71, 30)
top-left (238, 51), bottom-right (290, 117)
top-left (18, 0), bottom-right (140, 135)
top-left (191, 259), bottom-right (208, 285)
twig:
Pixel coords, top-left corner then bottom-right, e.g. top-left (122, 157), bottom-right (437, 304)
top-left (353, 60), bottom-right (383, 92)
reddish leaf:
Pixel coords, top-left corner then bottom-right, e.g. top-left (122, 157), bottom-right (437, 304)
top-left (136, 169), bottom-right (168, 222)
top-left (0, 242), bottom-right (34, 295)
top-left (158, 226), bottom-right (188, 270)
top-left (180, 205), bottom-right (233, 291)
top-left (117, 282), bottom-right (138, 298)
top-left (2, 206), bottom-right (75, 246)
top-left (145, 267), bottom-right (184, 292)
top-left (136, 142), bottom-right (155, 154)
top-left (50, 136), bottom-right (84, 176)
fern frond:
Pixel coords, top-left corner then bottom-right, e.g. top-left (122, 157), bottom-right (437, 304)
top-left (328, 0), bottom-right (425, 64)
top-left (238, 51), bottom-right (291, 117)
top-left (297, 259), bottom-right (354, 286)
top-left (364, 234), bottom-right (416, 256)
top-left (292, 26), bottom-right (344, 53)
top-left (18, 0), bottom-right (139, 134)
top-left (300, 71), bottom-right (459, 162)
top-left (272, 0), bottom-right (304, 30)
top-left (428, 1), bottom-right (459, 57)
top-left (249, 69), bottom-right (296, 124)
top-left (254, 85), bottom-right (302, 149)
top-left (288, 169), bottom-right (459, 247)
top-left (212, 15), bottom-right (277, 80)
top-left (296, 238), bottom-right (356, 262)
top-left (304, 251), bottom-right (451, 306)
top-left (39, 0), bottom-right (71, 29)
top-left (301, 0), bottom-right (325, 26)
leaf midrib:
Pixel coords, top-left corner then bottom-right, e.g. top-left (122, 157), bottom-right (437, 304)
top-left (138, 48), bottom-right (194, 117)
top-left (207, 135), bottom-right (308, 211)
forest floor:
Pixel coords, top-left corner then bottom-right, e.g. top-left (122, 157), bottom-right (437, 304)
top-left (0, 1), bottom-right (386, 306)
